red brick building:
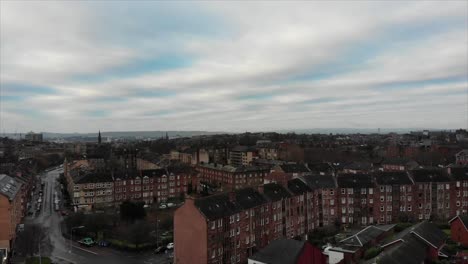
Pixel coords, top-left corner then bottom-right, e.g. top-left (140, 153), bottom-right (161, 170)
top-left (449, 167), bottom-right (468, 216)
top-left (411, 168), bottom-right (452, 221)
top-left (0, 174), bottom-right (24, 251)
top-left (336, 174), bottom-right (375, 226)
top-left (196, 163), bottom-right (269, 192)
top-left (449, 215), bottom-right (468, 247)
top-left (114, 168), bottom-right (192, 204)
top-left (374, 171), bottom-right (414, 224)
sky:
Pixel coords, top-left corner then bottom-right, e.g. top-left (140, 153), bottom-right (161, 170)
top-left (0, 1), bottom-right (467, 133)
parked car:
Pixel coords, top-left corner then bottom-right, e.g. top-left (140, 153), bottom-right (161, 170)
top-left (159, 204), bottom-right (167, 209)
top-left (18, 224), bottom-right (25, 232)
top-left (97, 240), bottom-right (110, 247)
top-left (166, 242), bottom-right (174, 249)
top-left (79, 237), bottom-right (95, 247)
top-left (167, 203), bottom-right (175, 208)
top-left (154, 246), bottom-right (167, 254)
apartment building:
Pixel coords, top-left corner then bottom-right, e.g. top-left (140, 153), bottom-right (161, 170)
top-left (336, 174), bottom-right (375, 226)
top-left (196, 163), bottom-right (269, 192)
top-left (411, 168), bottom-right (452, 221)
top-left (0, 174), bottom-right (24, 251)
top-left (374, 171), bottom-right (414, 224)
top-left (229, 146), bottom-right (255, 166)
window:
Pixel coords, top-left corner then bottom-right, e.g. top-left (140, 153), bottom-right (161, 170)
top-left (380, 196), bottom-right (385, 202)
top-left (236, 213), bottom-right (240, 222)
top-left (236, 227), bottom-right (240, 235)
top-left (380, 186), bottom-right (385, 192)
top-left (218, 219), bottom-right (222, 228)
top-left (361, 188), bottom-right (366, 194)
top-left (407, 205), bottom-right (412, 211)
top-left (330, 199), bottom-right (335, 206)
top-left (341, 198), bottom-right (346, 204)
top-left (380, 206), bottom-right (384, 212)
top-left (330, 189), bottom-right (334, 195)
top-left (341, 188), bottom-right (346, 194)
top-left (348, 188), bottom-right (353, 194)
top-left (369, 188), bottom-right (373, 194)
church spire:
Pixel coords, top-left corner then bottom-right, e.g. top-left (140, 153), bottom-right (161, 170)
top-left (98, 130), bottom-right (102, 144)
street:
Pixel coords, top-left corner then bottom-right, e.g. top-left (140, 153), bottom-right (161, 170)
top-left (27, 167), bottom-right (170, 264)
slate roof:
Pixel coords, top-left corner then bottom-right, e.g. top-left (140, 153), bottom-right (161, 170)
top-left (71, 169), bottom-right (114, 184)
top-left (141, 168), bottom-right (167, 177)
top-left (337, 173), bottom-right (374, 188)
top-left (307, 162), bottom-right (335, 173)
top-left (249, 239), bottom-right (304, 264)
top-left (300, 174), bottom-right (336, 190)
top-left (278, 164), bottom-right (310, 174)
top-left (263, 183), bottom-right (292, 202)
top-left (377, 235), bottom-right (428, 264)
top-left (375, 171), bottom-right (413, 185)
top-left (382, 157), bottom-right (416, 166)
top-left (343, 162), bottom-right (372, 171)
top-left (450, 167), bottom-right (468, 181)
top-left (410, 168), bottom-right (451, 182)
top-left (235, 188), bottom-right (266, 210)
top-left (0, 174), bottom-right (22, 201)
top-left (287, 178), bottom-right (312, 195)
top-left (383, 221), bottom-right (446, 249)
top-left (340, 225), bottom-right (391, 247)
top-left (194, 193), bottom-right (240, 220)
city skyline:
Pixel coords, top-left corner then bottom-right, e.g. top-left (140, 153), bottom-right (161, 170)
top-left (1, 1), bottom-right (467, 133)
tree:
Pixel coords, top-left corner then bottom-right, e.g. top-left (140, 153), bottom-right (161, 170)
top-left (120, 200), bottom-right (146, 223)
top-left (15, 224), bottom-right (48, 257)
top-left (124, 221), bottom-right (152, 249)
top-left (363, 247), bottom-right (381, 260)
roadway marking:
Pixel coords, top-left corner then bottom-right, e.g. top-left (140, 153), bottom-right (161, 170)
top-left (72, 245), bottom-right (99, 255)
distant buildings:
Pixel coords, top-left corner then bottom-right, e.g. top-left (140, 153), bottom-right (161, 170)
top-left (229, 146), bottom-right (255, 166)
top-left (24, 132), bottom-right (43, 142)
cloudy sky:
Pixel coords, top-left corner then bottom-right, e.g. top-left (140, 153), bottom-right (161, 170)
top-left (0, 1), bottom-right (467, 133)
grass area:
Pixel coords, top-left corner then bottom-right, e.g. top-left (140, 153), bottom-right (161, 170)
top-left (26, 257), bottom-right (52, 264)
top-left (442, 229), bottom-right (451, 236)
top-left (108, 239), bottom-right (155, 249)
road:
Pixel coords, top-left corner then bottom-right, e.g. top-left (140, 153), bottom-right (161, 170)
top-left (29, 167), bottom-right (170, 264)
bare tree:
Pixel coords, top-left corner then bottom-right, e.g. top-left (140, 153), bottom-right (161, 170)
top-left (15, 224), bottom-right (48, 257)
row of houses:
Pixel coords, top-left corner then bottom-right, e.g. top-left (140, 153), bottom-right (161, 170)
top-left (174, 166), bottom-right (468, 264)
top-left (64, 159), bottom-right (194, 211)
top-left (0, 174), bottom-right (33, 253)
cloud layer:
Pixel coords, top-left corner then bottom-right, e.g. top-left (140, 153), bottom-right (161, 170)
top-left (1, 1), bottom-right (467, 133)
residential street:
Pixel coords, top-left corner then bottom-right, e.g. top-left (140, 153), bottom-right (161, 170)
top-left (26, 167), bottom-right (171, 264)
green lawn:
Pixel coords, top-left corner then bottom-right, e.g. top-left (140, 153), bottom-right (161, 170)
top-left (26, 257), bottom-right (52, 264)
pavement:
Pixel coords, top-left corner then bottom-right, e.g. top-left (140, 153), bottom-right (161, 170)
top-left (21, 167), bottom-right (171, 264)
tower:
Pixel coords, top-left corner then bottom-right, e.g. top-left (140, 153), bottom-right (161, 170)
top-left (98, 130), bottom-right (102, 144)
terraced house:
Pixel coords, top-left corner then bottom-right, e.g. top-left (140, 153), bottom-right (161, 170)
top-left (0, 174), bottom-right (24, 251)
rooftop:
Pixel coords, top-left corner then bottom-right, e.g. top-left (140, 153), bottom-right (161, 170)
top-left (337, 173), bottom-right (374, 188)
top-left (375, 171), bottom-right (413, 185)
top-left (410, 168), bottom-right (451, 183)
top-left (263, 183), bottom-right (292, 202)
top-left (0, 174), bottom-right (22, 201)
top-left (300, 174), bottom-right (336, 190)
top-left (248, 239), bottom-right (304, 264)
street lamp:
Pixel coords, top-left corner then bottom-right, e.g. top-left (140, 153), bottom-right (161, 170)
top-left (69, 226), bottom-right (85, 253)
